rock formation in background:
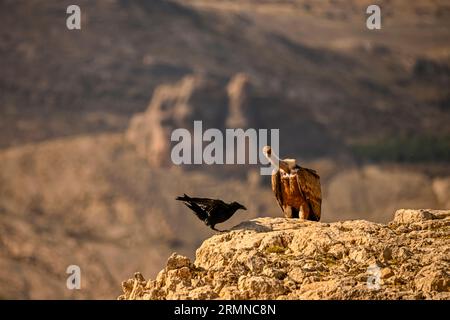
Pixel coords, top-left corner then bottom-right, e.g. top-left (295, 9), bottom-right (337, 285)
top-left (126, 73), bottom-right (254, 167)
top-left (119, 209), bottom-right (450, 300)
top-left (225, 73), bottom-right (253, 128)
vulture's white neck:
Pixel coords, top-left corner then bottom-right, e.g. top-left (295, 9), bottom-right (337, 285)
top-left (266, 152), bottom-right (295, 173)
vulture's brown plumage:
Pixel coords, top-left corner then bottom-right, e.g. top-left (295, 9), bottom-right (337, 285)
top-left (263, 146), bottom-right (321, 221)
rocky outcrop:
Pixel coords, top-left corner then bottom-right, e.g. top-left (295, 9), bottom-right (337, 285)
top-left (118, 209), bottom-right (450, 300)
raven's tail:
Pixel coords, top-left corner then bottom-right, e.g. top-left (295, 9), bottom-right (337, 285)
top-left (175, 193), bottom-right (190, 201)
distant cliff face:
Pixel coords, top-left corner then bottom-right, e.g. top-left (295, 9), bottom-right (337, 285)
top-left (119, 209), bottom-right (450, 300)
top-left (126, 73), bottom-right (254, 167)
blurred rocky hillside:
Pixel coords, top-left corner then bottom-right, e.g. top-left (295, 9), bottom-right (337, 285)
top-left (0, 0), bottom-right (449, 299)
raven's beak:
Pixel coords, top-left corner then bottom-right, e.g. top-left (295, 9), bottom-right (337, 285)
top-left (241, 205), bottom-right (247, 210)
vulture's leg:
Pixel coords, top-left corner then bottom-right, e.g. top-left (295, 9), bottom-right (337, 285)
top-left (299, 204), bottom-right (310, 220)
top-left (284, 206), bottom-right (294, 218)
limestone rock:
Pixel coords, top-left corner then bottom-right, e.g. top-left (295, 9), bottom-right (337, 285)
top-left (118, 209), bottom-right (450, 300)
top-left (166, 253), bottom-right (191, 270)
top-left (394, 209), bottom-right (436, 224)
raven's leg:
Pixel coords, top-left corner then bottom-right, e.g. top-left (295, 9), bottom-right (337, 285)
top-left (211, 225), bottom-right (228, 233)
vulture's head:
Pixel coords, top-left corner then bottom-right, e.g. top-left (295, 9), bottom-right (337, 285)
top-left (262, 145), bottom-right (272, 159)
top-left (263, 145), bottom-right (281, 169)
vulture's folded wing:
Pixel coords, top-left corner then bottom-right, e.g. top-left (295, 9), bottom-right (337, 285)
top-left (296, 167), bottom-right (322, 221)
top-left (271, 170), bottom-right (284, 212)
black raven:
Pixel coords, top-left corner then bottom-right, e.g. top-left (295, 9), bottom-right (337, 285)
top-left (176, 194), bottom-right (247, 232)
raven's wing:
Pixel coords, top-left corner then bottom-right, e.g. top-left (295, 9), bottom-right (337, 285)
top-left (296, 167), bottom-right (321, 221)
top-left (184, 197), bottom-right (226, 214)
top-left (204, 200), bottom-right (228, 217)
top-left (182, 201), bottom-right (208, 221)
top-left (176, 194), bottom-right (225, 218)
top-left (271, 169), bottom-right (284, 213)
